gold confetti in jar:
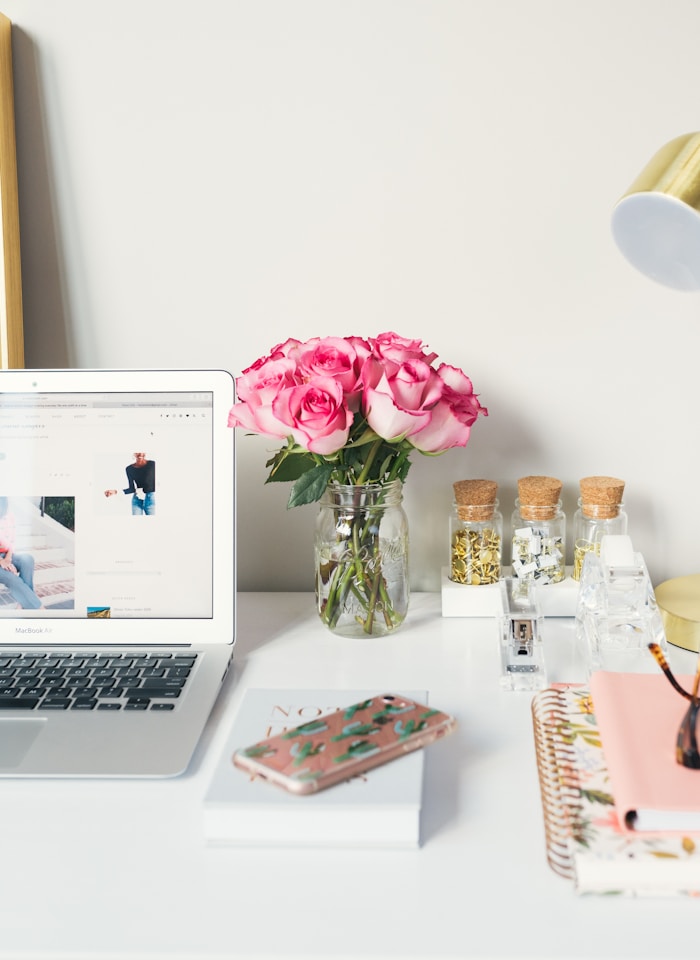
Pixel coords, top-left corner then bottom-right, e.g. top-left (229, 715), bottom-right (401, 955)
top-left (510, 476), bottom-right (566, 584)
top-left (449, 479), bottom-right (502, 585)
top-left (572, 476), bottom-right (627, 581)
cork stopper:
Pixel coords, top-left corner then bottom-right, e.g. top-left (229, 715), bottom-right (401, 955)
top-left (517, 475), bottom-right (562, 520)
top-left (453, 479), bottom-right (498, 522)
top-left (579, 475), bottom-right (625, 519)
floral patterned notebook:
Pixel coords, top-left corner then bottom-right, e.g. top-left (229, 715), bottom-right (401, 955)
top-left (531, 685), bottom-right (700, 897)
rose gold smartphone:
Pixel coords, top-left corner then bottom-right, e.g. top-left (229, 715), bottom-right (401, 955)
top-left (232, 693), bottom-right (456, 795)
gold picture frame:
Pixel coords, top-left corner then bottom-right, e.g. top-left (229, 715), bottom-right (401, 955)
top-left (0, 13), bottom-right (23, 368)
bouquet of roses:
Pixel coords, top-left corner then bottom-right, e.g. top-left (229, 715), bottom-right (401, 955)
top-left (228, 331), bottom-right (487, 503)
top-left (228, 331), bottom-right (487, 635)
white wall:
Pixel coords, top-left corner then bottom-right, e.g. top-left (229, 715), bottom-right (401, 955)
top-left (5, 0), bottom-right (700, 592)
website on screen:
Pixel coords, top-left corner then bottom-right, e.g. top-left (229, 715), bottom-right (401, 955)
top-left (0, 392), bottom-right (214, 619)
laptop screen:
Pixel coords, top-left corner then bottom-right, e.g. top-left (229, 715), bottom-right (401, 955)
top-left (0, 370), bottom-right (235, 645)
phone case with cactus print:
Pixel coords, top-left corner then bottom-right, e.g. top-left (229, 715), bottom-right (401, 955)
top-left (232, 693), bottom-right (456, 795)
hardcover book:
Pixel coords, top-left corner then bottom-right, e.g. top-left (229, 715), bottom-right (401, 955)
top-left (531, 684), bottom-right (700, 896)
top-left (202, 688), bottom-right (427, 848)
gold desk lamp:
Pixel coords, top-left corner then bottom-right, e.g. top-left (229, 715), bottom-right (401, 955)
top-left (613, 132), bottom-right (700, 291)
top-left (612, 132), bottom-right (700, 650)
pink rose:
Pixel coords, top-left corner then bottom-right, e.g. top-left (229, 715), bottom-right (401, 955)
top-left (361, 356), bottom-right (443, 442)
top-left (344, 336), bottom-right (372, 362)
top-left (238, 339), bottom-right (301, 376)
top-left (228, 356), bottom-right (300, 439)
top-left (272, 377), bottom-right (353, 455)
top-left (267, 338), bottom-right (302, 359)
top-left (368, 331), bottom-right (438, 370)
top-left (291, 336), bottom-right (369, 410)
top-left (409, 364), bottom-right (488, 453)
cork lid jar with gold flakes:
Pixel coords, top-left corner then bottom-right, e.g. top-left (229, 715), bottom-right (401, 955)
top-left (449, 479), bottom-right (502, 586)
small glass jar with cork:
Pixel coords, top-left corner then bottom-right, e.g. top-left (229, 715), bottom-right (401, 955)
top-left (572, 476), bottom-right (627, 581)
top-left (449, 479), bottom-right (502, 585)
top-left (510, 475), bottom-right (566, 584)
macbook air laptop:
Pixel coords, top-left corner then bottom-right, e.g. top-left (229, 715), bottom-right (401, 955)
top-left (0, 367), bottom-right (235, 777)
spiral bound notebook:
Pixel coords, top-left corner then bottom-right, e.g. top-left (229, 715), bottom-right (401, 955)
top-left (531, 685), bottom-right (700, 897)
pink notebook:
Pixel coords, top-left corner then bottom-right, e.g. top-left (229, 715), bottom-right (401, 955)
top-left (590, 671), bottom-right (700, 832)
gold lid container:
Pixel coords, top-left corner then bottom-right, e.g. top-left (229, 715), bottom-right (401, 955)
top-left (655, 574), bottom-right (700, 652)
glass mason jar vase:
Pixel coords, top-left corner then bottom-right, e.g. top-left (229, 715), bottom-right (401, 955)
top-left (314, 480), bottom-right (409, 638)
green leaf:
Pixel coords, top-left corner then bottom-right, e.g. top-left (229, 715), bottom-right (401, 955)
top-left (377, 453), bottom-right (393, 479)
top-left (287, 463), bottom-right (335, 507)
top-left (348, 426), bottom-right (381, 447)
top-left (266, 450), bottom-right (316, 483)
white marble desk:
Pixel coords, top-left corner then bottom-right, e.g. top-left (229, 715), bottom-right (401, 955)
top-left (0, 592), bottom-right (697, 960)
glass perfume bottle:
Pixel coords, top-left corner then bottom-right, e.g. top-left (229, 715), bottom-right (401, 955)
top-left (572, 476), bottom-right (627, 582)
top-left (449, 479), bottom-right (502, 586)
top-left (510, 476), bottom-right (565, 584)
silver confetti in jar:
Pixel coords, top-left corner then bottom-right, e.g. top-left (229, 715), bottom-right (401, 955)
top-left (510, 476), bottom-right (566, 584)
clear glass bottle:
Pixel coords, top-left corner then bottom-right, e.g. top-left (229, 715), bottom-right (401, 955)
top-left (449, 479), bottom-right (502, 585)
top-left (510, 475), bottom-right (566, 584)
top-left (572, 476), bottom-right (627, 581)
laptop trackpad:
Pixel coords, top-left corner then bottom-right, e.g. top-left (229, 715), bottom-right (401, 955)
top-left (0, 718), bottom-right (46, 768)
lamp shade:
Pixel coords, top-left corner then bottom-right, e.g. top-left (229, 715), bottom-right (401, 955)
top-left (611, 132), bottom-right (700, 290)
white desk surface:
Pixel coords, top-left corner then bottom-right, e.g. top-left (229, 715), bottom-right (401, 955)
top-left (1, 592), bottom-right (699, 960)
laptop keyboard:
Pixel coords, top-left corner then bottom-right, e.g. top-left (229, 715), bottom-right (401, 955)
top-left (0, 651), bottom-right (199, 711)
